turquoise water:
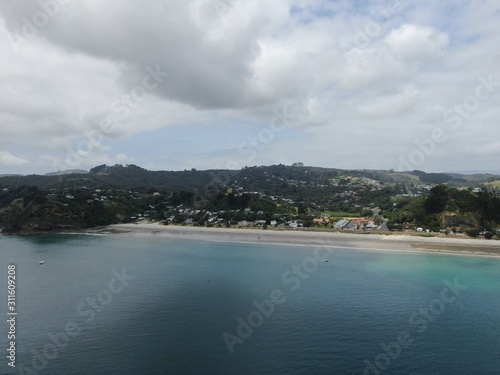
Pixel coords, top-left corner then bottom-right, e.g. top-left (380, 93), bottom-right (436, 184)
top-left (0, 234), bottom-right (499, 374)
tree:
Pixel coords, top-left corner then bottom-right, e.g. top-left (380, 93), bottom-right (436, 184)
top-left (467, 229), bottom-right (480, 238)
top-left (425, 185), bottom-right (449, 214)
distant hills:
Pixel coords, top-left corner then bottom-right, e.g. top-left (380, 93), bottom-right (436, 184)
top-left (0, 163), bottom-right (499, 191)
top-left (0, 164), bottom-right (499, 235)
top-left (45, 169), bottom-right (88, 176)
top-left (447, 170), bottom-right (500, 175)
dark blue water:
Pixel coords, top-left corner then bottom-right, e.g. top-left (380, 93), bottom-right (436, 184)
top-left (0, 234), bottom-right (499, 374)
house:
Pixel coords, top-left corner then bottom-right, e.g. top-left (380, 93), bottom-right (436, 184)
top-left (313, 218), bottom-right (329, 225)
top-left (352, 219), bottom-right (375, 225)
top-left (345, 221), bottom-right (358, 230)
top-left (334, 219), bottom-right (349, 229)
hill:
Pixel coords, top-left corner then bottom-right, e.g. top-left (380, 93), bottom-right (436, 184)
top-left (393, 185), bottom-right (500, 236)
top-left (0, 164), bottom-right (499, 235)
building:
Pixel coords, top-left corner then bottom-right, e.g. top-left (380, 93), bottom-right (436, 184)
top-left (313, 218), bottom-right (329, 225)
top-left (334, 219), bottom-right (349, 229)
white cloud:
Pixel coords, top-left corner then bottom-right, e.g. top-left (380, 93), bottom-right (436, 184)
top-left (358, 85), bottom-right (419, 117)
top-left (466, 141), bottom-right (500, 156)
top-left (385, 24), bottom-right (449, 63)
top-left (0, 0), bottom-right (499, 174)
top-left (0, 151), bottom-right (28, 166)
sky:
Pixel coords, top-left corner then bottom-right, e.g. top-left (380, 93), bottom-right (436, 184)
top-left (0, 0), bottom-right (499, 175)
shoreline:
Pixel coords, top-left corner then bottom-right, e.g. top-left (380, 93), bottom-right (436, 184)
top-left (87, 222), bottom-right (500, 259)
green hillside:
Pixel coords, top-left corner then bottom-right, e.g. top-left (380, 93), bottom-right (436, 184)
top-left (0, 164), bottom-right (499, 235)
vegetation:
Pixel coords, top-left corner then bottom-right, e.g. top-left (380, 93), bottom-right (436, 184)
top-left (392, 185), bottom-right (500, 233)
top-left (0, 164), bottom-right (499, 237)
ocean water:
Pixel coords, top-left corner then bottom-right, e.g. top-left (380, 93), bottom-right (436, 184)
top-left (0, 234), bottom-right (499, 375)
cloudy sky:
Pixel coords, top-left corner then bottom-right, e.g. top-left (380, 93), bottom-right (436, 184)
top-left (0, 0), bottom-right (499, 175)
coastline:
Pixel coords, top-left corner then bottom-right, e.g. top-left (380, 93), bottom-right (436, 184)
top-left (88, 222), bottom-right (500, 259)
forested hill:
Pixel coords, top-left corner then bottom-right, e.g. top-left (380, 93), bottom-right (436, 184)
top-left (0, 163), bottom-right (488, 191)
top-left (0, 164), bottom-right (499, 235)
top-left (0, 164), bottom-right (215, 192)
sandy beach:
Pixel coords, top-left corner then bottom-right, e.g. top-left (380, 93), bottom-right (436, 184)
top-left (88, 222), bottom-right (500, 258)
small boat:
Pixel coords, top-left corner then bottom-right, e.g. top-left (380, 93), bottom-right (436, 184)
top-left (325, 257), bottom-right (329, 262)
top-left (39, 261), bottom-right (45, 265)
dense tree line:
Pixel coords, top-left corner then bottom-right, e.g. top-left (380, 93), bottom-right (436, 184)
top-left (1, 165), bottom-right (499, 234)
top-left (393, 185), bottom-right (500, 231)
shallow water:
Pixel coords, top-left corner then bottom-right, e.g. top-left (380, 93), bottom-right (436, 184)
top-left (0, 234), bottom-right (499, 374)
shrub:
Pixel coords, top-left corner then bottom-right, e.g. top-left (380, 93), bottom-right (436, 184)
top-left (484, 231), bottom-right (494, 240)
top-left (467, 229), bottom-right (480, 238)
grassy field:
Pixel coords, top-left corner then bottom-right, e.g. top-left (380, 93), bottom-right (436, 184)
top-left (484, 180), bottom-right (500, 189)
